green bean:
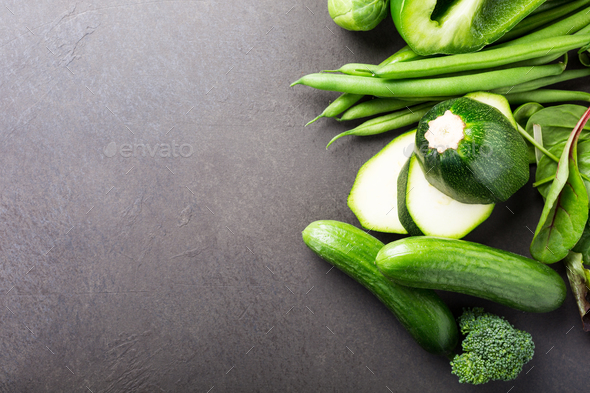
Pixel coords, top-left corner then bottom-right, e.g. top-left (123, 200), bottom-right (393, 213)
top-left (323, 63), bottom-right (378, 77)
top-left (505, 89), bottom-right (590, 105)
top-left (501, 5), bottom-right (590, 46)
top-left (395, 96), bottom-right (458, 102)
top-left (291, 62), bottom-right (565, 98)
top-left (338, 98), bottom-right (426, 121)
top-left (326, 103), bottom-right (435, 148)
top-left (375, 35), bottom-right (590, 80)
top-left (491, 68), bottom-right (590, 94)
top-left (499, 0), bottom-right (590, 43)
top-left (305, 93), bottom-right (363, 126)
top-left (530, 0), bottom-right (578, 16)
top-left (310, 46), bottom-right (425, 124)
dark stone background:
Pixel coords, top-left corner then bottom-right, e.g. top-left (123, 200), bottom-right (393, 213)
top-left (0, 1), bottom-right (587, 392)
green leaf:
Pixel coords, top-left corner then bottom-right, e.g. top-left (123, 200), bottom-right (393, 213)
top-left (573, 220), bottom-right (590, 264)
top-left (529, 105), bottom-right (590, 198)
top-left (530, 108), bottom-right (590, 263)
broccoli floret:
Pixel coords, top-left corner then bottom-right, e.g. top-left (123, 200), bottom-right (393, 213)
top-left (450, 307), bottom-right (534, 385)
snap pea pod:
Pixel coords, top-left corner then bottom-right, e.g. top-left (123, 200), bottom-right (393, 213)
top-left (505, 89), bottom-right (590, 105)
top-left (499, 0), bottom-right (590, 43)
top-left (492, 68), bottom-right (590, 95)
top-left (375, 35), bottom-right (590, 80)
top-left (339, 98), bottom-right (427, 121)
top-left (305, 93), bottom-right (363, 126)
top-left (326, 103), bottom-right (434, 148)
top-left (291, 62), bottom-right (565, 98)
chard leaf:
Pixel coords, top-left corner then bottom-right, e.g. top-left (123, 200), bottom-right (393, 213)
top-left (529, 105), bottom-right (590, 198)
top-left (513, 102), bottom-right (544, 164)
top-left (563, 252), bottom-right (590, 332)
top-left (530, 108), bottom-right (590, 263)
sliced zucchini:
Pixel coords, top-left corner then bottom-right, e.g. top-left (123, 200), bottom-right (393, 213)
top-left (398, 154), bottom-right (494, 238)
top-left (348, 130), bottom-right (416, 234)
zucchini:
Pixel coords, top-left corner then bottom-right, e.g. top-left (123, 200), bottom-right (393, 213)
top-left (302, 220), bottom-right (459, 355)
top-left (375, 237), bottom-right (567, 313)
top-left (397, 153), bottom-right (494, 238)
top-left (391, 0), bottom-right (545, 55)
top-left (414, 95), bottom-right (529, 204)
top-left (347, 130), bottom-right (415, 234)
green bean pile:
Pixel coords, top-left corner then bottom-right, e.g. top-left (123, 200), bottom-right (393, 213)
top-left (293, 4), bottom-right (590, 148)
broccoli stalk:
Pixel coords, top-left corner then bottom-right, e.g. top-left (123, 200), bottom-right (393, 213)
top-left (563, 252), bottom-right (590, 332)
top-left (450, 308), bottom-right (535, 385)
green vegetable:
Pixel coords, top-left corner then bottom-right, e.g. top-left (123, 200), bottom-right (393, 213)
top-left (563, 252), bottom-right (590, 331)
top-left (498, 0), bottom-right (590, 43)
top-left (529, 105), bottom-right (590, 198)
top-left (374, 34), bottom-right (590, 80)
top-left (291, 62), bottom-right (565, 97)
top-left (328, 0), bottom-right (389, 31)
top-left (414, 95), bottom-right (529, 204)
top-left (530, 107), bottom-right (590, 264)
top-left (502, 4), bottom-right (590, 46)
top-left (390, 0), bottom-right (545, 55)
top-left (302, 220), bottom-right (459, 355)
top-left (512, 102), bottom-right (544, 164)
top-left (347, 130), bottom-right (415, 234)
top-left (375, 237), bottom-right (567, 313)
top-left (339, 97), bottom-right (426, 121)
top-left (505, 89), bottom-right (590, 105)
top-left (306, 93), bottom-right (363, 126)
top-left (450, 308), bottom-right (534, 385)
top-left (397, 153), bottom-right (494, 238)
top-left (492, 68), bottom-right (590, 95)
top-left (327, 102), bottom-right (433, 148)
top-left (308, 45), bottom-right (422, 125)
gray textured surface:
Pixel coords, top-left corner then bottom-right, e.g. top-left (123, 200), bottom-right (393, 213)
top-left (0, 1), bottom-right (588, 392)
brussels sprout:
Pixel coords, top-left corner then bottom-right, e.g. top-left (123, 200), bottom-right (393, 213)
top-left (328, 0), bottom-right (389, 31)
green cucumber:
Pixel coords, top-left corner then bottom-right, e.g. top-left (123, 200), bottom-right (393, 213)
top-left (391, 0), bottom-right (545, 55)
top-left (375, 237), bottom-right (567, 313)
top-left (302, 220), bottom-right (459, 355)
top-left (414, 95), bottom-right (529, 204)
top-left (348, 130), bottom-right (415, 234)
top-left (397, 154), bottom-right (494, 238)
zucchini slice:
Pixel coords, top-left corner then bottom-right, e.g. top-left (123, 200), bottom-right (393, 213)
top-left (391, 0), bottom-right (545, 55)
top-left (398, 154), bottom-right (494, 238)
top-left (348, 130), bottom-right (415, 234)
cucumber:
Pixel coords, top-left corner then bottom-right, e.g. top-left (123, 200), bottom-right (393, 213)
top-left (302, 220), bottom-right (459, 355)
top-left (347, 130), bottom-right (415, 234)
top-left (414, 95), bottom-right (529, 204)
top-left (375, 237), bottom-right (567, 313)
top-left (397, 154), bottom-right (494, 238)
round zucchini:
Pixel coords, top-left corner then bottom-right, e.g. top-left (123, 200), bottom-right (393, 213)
top-left (303, 220), bottom-right (458, 355)
top-left (414, 96), bottom-right (529, 204)
top-left (375, 237), bottom-right (566, 313)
